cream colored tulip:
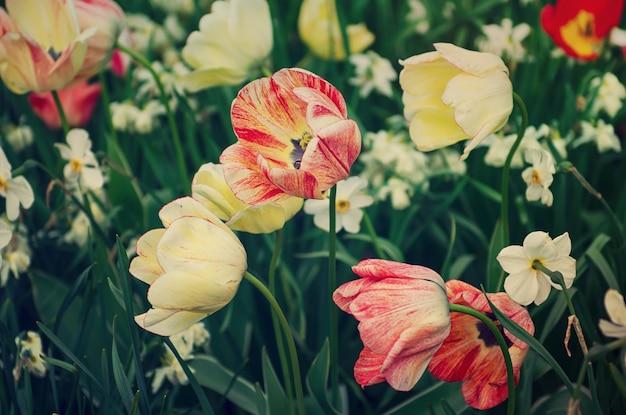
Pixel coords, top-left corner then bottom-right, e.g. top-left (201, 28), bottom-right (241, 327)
top-left (130, 197), bottom-right (247, 336)
top-left (298, 0), bottom-right (374, 61)
top-left (192, 163), bottom-right (302, 234)
top-left (0, 0), bottom-right (96, 93)
top-left (399, 43), bottom-right (513, 160)
top-left (180, 0), bottom-right (272, 91)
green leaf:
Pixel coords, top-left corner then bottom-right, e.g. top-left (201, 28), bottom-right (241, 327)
top-left (305, 338), bottom-right (340, 415)
top-left (111, 318), bottom-right (135, 413)
top-left (538, 288), bottom-right (574, 343)
top-left (486, 219), bottom-right (506, 292)
top-left (585, 234), bottom-right (619, 290)
top-left (52, 264), bottom-right (93, 335)
top-left (189, 354), bottom-right (259, 415)
top-left (382, 381), bottom-right (467, 415)
top-left (343, 234), bottom-right (405, 262)
top-left (448, 255), bottom-right (475, 280)
top-left (254, 383), bottom-right (268, 415)
top-left (262, 349), bottom-right (289, 415)
top-left (467, 177), bottom-right (502, 203)
top-left (530, 386), bottom-right (593, 415)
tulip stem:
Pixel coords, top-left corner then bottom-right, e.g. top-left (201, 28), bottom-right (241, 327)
top-left (328, 185), bottom-right (340, 405)
top-left (362, 210), bottom-right (386, 259)
top-left (51, 90), bottom-right (70, 136)
top-left (244, 271), bottom-right (305, 415)
top-left (448, 304), bottom-right (516, 415)
top-left (268, 229), bottom-right (295, 410)
top-left (498, 92), bottom-right (528, 290)
top-left (116, 44), bottom-right (189, 192)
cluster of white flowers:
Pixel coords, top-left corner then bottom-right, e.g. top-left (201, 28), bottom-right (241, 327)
top-left (587, 72), bottom-right (626, 119)
top-left (476, 18), bottom-right (531, 62)
top-left (13, 331), bottom-right (47, 381)
top-left (349, 51), bottom-right (397, 98)
top-left (151, 322), bottom-right (210, 392)
top-left (1, 121), bottom-right (33, 153)
top-left (406, 0), bottom-right (429, 34)
top-left (573, 119), bottom-right (622, 154)
top-left (110, 100), bottom-right (166, 134)
top-left (481, 124), bottom-right (559, 168)
top-left (0, 219), bottom-right (31, 287)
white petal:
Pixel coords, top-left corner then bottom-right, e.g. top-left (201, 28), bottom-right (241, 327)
top-left (340, 209), bottom-right (363, 233)
top-left (523, 231), bottom-right (556, 260)
top-left (605, 289), bottom-right (626, 326)
top-left (503, 269), bottom-right (538, 306)
top-left (135, 308), bottom-right (207, 336)
top-left (496, 245), bottom-right (529, 273)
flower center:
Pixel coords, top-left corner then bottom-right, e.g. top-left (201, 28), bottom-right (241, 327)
top-left (0, 175), bottom-right (7, 192)
top-left (560, 10), bottom-right (600, 57)
top-left (530, 168), bottom-right (542, 185)
top-left (476, 312), bottom-right (513, 348)
top-left (336, 198), bottom-right (351, 213)
top-left (70, 158), bottom-right (83, 174)
top-left (290, 131), bottom-right (313, 169)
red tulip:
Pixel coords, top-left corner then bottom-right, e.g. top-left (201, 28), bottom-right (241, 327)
top-left (29, 81), bottom-right (102, 129)
top-left (541, 0), bottom-right (624, 60)
top-left (428, 280), bottom-right (535, 410)
top-left (220, 68), bottom-right (361, 205)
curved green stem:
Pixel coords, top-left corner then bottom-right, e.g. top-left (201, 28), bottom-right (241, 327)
top-left (362, 211), bottom-right (386, 259)
top-left (268, 229), bottom-right (295, 411)
top-left (328, 185), bottom-right (339, 401)
top-left (115, 44), bottom-right (189, 191)
top-left (244, 271), bottom-right (305, 415)
top-left (51, 90), bottom-right (70, 136)
top-left (449, 304), bottom-right (516, 415)
top-left (498, 92), bottom-right (528, 290)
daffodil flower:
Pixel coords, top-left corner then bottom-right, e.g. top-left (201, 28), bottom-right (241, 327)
top-left (497, 231), bottom-right (576, 306)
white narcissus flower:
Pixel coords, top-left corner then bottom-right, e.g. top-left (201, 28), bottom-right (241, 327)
top-left (599, 289), bottom-right (626, 338)
top-left (303, 177), bottom-right (374, 233)
top-left (0, 147), bottom-right (34, 221)
top-left (399, 43), bottom-right (513, 160)
top-left (496, 231), bottom-right (576, 306)
top-left (406, 0), bottom-right (429, 34)
top-left (54, 129), bottom-right (104, 190)
top-left (349, 51), bottom-right (397, 98)
top-left (573, 120), bottom-right (621, 154)
top-left (13, 331), bottom-right (47, 381)
top-left (476, 18), bottom-right (531, 62)
top-left (0, 220), bottom-right (31, 287)
top-left (130, 196), bottom-right (247, 336)
top-left (521, 149), bottom-right (555, 207)
top-left (482, 124), bottom-right (549, 168)
top-left (378, 177), bottom-right (413, 211)
top-left (192, 163), bottom-right (302, 234)
top-left (2, 122), bottom-right (33, 152)
top-left (181, 0), bottom-right (273, 91)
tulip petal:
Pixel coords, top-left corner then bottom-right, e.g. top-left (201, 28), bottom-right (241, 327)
top-left (129, 229), bottom-right (165, 285)
top-left (353, 346), bottom-right (387, 387)
top-left (135, 308), bottom-right (208, 336)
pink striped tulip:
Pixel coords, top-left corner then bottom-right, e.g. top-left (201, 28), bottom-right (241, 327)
top-left (220, 68), bottom-right (361, 205)
top-left (333, 259), bottom-right (450, 390)
top-left (29, 81), bottom-right (102, 129)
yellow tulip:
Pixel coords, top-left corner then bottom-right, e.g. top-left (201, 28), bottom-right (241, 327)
top-left (130, 197), bottom-right (247, 336)
top-left (192, 163), bottom-right (303, 234)
top-left (298, 0), bottom-right (374, 61)
top-left (399, 43), bottom-right (513, 159)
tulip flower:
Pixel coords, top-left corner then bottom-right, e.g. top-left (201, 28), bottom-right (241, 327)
top-left (181, 0), bottom-right (273, 91)
top-left (399, 43), bottom-right (513, 160)
top-left (192, 163), bottom-right (303, 234)
top-left (541, 0), bottom-right (624, 61)
top-left (220, 68), bottom-right (361, 205)
top-left (333, 259), bottom-right (450, 390)
top-left (428, 280), bottom-right (534, 410)
top-left (0, 0), bottom-right (96, 93)
top-left (28, 81), bottom-right (102, 129)
top-left (73, 0), bottom-right (125, 83)
top-left (298, 0), bottom-right (374, 61)
top-left (130, 197), bottom-right (247, 336)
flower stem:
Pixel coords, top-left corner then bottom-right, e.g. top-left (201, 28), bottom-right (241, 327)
top-left (362, 211), bottom-right (386, 259)
top-left (163, 337), bottom-right (215, 415)
top-left (328, 185), bottom-right (339, 403)
top-left (244, 271), bottom-right (305, 415)
top-left (500, 92), bottom-right (528, 247)
top-left (115, 44), bottom-right (189, 191)
top-left (268, 229), bottom-right (295, 411)
top-left (497, 92), bottom-right (528, 291)
top-left (449, 303), bottom-right (516, 415)
top-left (51, 90), bottom-right (70, 136)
